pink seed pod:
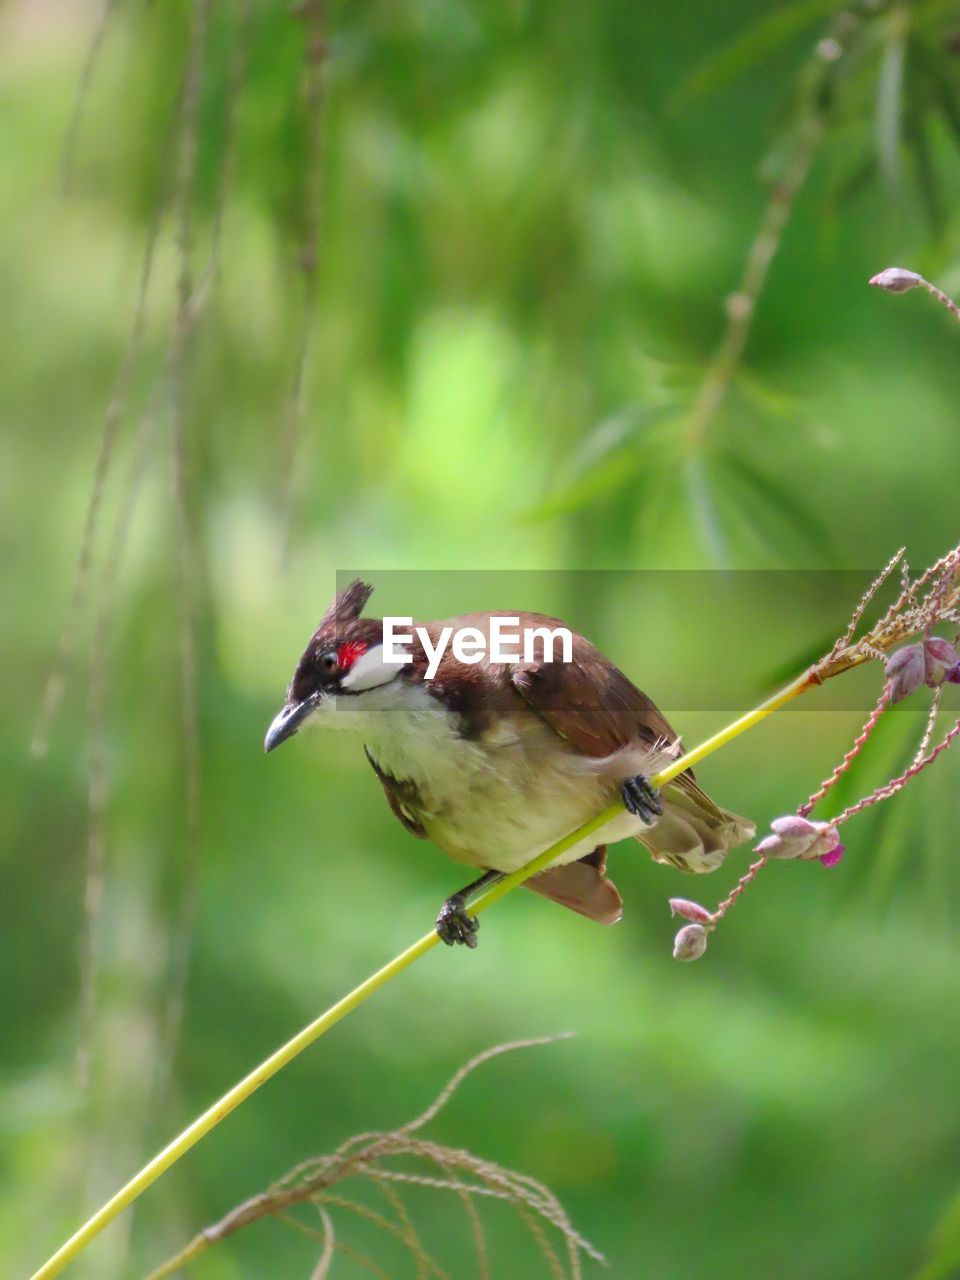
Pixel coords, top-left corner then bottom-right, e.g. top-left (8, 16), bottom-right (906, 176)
top-left (924, 637), bottom-right (960, 687)
top-left (885, 643), bottom-right (925, 702)
top-left (669, 898), bottom-right (714, 924)
top-left (673, 923), bottom-right (708, 962)
top-left (869, 267), bottom-right (922, 293)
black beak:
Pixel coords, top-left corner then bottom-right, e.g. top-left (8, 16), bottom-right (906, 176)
top-left (264, 696), bottom-right (318, 753)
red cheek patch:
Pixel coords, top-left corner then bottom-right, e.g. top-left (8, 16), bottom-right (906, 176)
top-left (337, 641), bottom-right (368, 672)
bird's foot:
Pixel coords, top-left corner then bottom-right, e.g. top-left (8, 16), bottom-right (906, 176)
top-left (436, 895), bottom-right (480, 948)
top-left (622, 773), bottom-right (663, 825)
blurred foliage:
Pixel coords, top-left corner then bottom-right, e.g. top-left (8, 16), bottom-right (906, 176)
top-left (3, 0), bottom-right (960, 1278)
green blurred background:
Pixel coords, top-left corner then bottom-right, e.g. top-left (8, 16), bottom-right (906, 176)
top-left (4, 1), bottom-right (960, 1276)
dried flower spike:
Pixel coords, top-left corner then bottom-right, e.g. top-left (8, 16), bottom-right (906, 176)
top-left (673, 539), bottom-right (959, 962)
top-left (673, 923), bottom-right (709, 962)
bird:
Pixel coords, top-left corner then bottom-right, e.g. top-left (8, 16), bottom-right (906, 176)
top-left (264, 580), bottom-right (754, 948)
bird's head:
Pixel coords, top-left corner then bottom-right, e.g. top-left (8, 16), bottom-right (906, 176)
top-left (264, 580), bottom-right (401, 752)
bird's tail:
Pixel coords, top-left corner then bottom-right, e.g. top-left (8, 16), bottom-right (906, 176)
top-left (637, 773), bottom-right (755, 874)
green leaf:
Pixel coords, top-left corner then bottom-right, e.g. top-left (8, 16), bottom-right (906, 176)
top-left (908, 107), bottom-right (945, 237)
top-left (668, 0), bottom-right (841, 111)
top-left (565, 404), bottom-right (676, 474)
top-left (684, 453), bottom-right (730, 568)
top-left (914, 38), bottom-right (960, 161)
top-left (901, 37), bottom-right (945, 237)
top-left (722, 451), bottom-right (838, 563)
top-left (519, 406), bottom-right (679, 523)
top-left (518, 451), bottom-right (645, 523)
top-left (916, 1187), bottom-right (960, 1280)
top-left (734, 370), bottom-right (805, 424)
top-left (876, 30), bottom-right (906, 185)
top-left (823, 153), bottom-right (879, 213)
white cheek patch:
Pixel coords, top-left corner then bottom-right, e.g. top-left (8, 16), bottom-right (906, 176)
top-left (340, 644), bottom-right (402, 692)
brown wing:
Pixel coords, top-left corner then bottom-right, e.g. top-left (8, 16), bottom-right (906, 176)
top-left (510, 642), bottom-right (678, 759)
top-left (510, 643), bottom-right (720, 812)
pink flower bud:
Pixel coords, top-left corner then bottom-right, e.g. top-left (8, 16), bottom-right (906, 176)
top-left (818, 842), bottom-right (845, 868)
top-left (946, 663), bottom-right (960, 685)
top-left (757, 816), bottom-right (842, 861)
top-left (886, 643), bottom-right (925, 702)
top-left (770, 815), bottom-right (819, 840)
top-left (755, 833), bottom-right (788, 857)
top-left (757, 814), bottom-right (818, 859)
top-left (669, 898), bottom-right (714, 924)
top-left (807, 823), bottom-right (843, 862)
top-left (869, 267), bottom-right (922, 293)
top-left (673, 923), bottom-right (708, 962)
top-left (924, 637), bottom-right (960, 686)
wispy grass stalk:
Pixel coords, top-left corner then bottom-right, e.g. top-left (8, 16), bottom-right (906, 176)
top-left (145, 1035), bottom-right (602, 1280)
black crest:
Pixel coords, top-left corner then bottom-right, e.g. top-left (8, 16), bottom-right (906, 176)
top-left (318, 579), bottom-right (374, 631)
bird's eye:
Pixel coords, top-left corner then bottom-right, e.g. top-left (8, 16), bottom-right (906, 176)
top-left (319, 651), bottom-right (339, 675)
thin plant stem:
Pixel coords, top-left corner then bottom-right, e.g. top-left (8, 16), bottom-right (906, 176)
top-left (163, 0), bottom-right (211, 1103)
top-left (683, 89), bottom-right (828, 459)
top-left (278, 0), bottom-right (327, 565)
top-left (401, 1034), bottom-right (572, 1135)
top-left (833, 716), bottom-right (960, 827)
top-left (911, 274), bottom-right (960, 323)
top-left (310, 1208), bottom-right (335, 1280)
top-left (680, 10), bottom-right (863, 467)
top-left (78, 372), bottom-right (170, 1092)
top-left (26, 665), bottom-right (817, 1280)
top-left (914, 686), bottom-right (943, 765)
top-left (30, 71), bottom-right (184, 761)
top-left (797, 684), bottom-right (892, 818)
top-left (831, 546), bottom-right (904, 658)
top-left (60, 0), bottom-right (119, 193)
top-left (708, 855), bottom-right (768, 926)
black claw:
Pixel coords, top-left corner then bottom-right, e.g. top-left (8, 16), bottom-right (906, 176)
top-left (622, 773), bottom-right (663, 824)
top-left (435, 870), bottom-right (501, 950)
top-left (436, 897), bottom-right (480, 949)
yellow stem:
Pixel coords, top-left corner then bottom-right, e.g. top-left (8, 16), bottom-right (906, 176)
top-left (30, 667), bottom-right (814, 1280)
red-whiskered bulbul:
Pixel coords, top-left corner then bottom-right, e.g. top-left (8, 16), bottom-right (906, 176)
top-left (265, 581), bottom-right (754, 947)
